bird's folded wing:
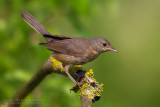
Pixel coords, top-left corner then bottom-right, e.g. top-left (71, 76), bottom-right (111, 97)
top-left (40, 40), bottom-right (88, 57)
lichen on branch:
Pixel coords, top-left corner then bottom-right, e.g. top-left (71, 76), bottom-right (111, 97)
top-left (50, 56), bottom-right (104, 103)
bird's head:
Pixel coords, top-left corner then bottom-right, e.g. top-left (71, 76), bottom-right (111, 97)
top-left (90, 37), bottom-right (118, 53)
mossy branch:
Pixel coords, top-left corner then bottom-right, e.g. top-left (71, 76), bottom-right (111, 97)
top-left (3, 56), bottom-right (103, 107)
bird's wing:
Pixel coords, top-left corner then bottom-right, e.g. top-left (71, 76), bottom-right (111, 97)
top-left (40, 38), bottom-right (89, 57)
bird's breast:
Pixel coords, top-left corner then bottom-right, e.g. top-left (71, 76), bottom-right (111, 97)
top-left (84, 49), bottom-right (99, 63)
top-left (52, 49), bottom-right (99, 65)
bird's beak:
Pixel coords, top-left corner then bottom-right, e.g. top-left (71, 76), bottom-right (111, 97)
top-left (106, 47), bottom-right (118, 53)
top-left (110, 48), bottom-right (118, 53)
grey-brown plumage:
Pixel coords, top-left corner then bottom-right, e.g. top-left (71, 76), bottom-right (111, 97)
top-left (21, 10), bottom-right (118, 84)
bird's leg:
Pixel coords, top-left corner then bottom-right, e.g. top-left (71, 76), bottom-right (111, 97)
top-left (70, 70), bottom-right (79, 76)
top-left (64, 64), bottom-right (78, 84)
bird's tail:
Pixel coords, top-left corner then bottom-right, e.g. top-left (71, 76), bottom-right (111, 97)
top-left (21, 10), bottom-right (52, 41)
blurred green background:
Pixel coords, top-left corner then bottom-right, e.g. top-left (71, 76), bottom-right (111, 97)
top-left (0, 0), bottom-right (160, 107)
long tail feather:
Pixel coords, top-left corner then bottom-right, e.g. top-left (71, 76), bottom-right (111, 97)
top-left (21, 10), bottom-right (51, 38)
top-left (21, 10), bottom-right (72, 42)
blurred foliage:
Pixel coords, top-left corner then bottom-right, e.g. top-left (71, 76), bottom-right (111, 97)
top-left (0, 0), bottom-right (160, 107)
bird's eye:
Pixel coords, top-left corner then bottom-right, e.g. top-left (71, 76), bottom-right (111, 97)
top-left (103, 43), bottom-right (107, 47)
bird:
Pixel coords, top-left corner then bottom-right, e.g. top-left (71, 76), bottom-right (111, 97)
top-left (21, 10), bottom-right (118, 84)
